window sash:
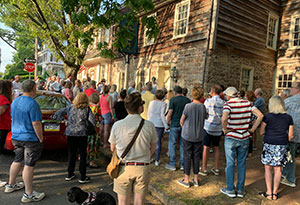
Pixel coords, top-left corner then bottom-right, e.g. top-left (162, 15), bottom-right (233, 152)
top-left (290, 16), bottom-right (300, 48)
top-left (267, 13), bottom-right (279, 49)
top-left (174, 0), bottom-right (190, 38)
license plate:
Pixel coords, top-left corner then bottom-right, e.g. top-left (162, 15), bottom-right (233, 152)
top-left (44, 123), bottom-right (60, 132)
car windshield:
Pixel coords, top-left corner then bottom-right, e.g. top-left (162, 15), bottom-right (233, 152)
top-left (34, 94), bottom-right (70, 110)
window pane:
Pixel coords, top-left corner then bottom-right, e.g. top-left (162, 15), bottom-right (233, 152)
top-left (279, 75), bottom-right (282, 80)
top-left (278, 82), bottom-right (282, 87)
top-left (288, 82), bottom-right (292, 87)
top-left (283, 82), bottom-right (287, 87)
top-left (284, 75), bottom-right (287, 80)
top-left (288, 74), bottom-right (293, 80)
top-left (295, 25), bottom-right (299, 32)
top-left (296, 18), bottom-right (300, 25)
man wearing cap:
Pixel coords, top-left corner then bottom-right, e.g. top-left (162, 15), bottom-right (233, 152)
top-left (84, 80), bottom-right (98, 97)
top-left (220, 87), bottom-right (263, 198)
top-left (109, 92), bottom-right (157, 204)
top-left (97, 78), bottom-right (106, 94)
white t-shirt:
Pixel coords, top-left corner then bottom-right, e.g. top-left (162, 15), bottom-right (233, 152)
top-left (148, 100), bottom-right (168, 129)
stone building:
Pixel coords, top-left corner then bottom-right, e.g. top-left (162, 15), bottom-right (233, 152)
top-left (81, 0), bottom-right (299, 97)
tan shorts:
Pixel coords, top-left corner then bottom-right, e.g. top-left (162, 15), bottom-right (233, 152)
top-left (113, 165), bottom-right (151, 196)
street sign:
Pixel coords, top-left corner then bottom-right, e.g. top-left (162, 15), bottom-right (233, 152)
top-left (24, 58), bottom-right (36, 63)
top-left (24, 62), bottom-right (35, 72)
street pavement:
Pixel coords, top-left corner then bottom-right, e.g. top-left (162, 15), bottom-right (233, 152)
top-left (0, 150), bottom-right (116, 205)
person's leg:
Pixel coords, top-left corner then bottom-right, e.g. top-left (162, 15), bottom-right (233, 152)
top-left (193, 141), bottom-right (202, 182)
top-left (118, 194), bottom-right (130, 205)
top-left (168, 127), bottom-right (178, 167)
top-left (155, 127), bottom-right (164, 162)
top-left (103, 124), bottom-right (111, 147)
top-left (134, 192), bottom-right (145, 205)
top-left (67, 136), bottom-right (77, 175)
top-left (202, 145), bottom-right (209, 171)
top-left (236, 139), bottom-right (249, 192)
top-left (212, 135), bottom-right (221, 170)
top-left (282, 142), bottom-right (297, 184)
top-left (273, 166), bottom-right (282, 197)
top-left (8, 162), bottom-right (22, 185)
top-left (78, 137), bottom-right (88, 178)
top-left (182, 139), bottom-right (192, 183)
top-left (264, 165), bottom-right (273, 199)
top-left (179, 129), bottom-right (184, 168)
top-left (22, 166), bottom-right (34, 195)
top-left (224, 137), bottom-right (237, 191)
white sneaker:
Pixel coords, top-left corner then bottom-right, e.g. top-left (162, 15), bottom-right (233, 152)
top-left (21, 191), bottom-right (45, 203)
top-left (155, 161), bottom-right (160, 166)
top-left (0, 180), bottom-right (7, 187)
top-left (4, 182), bottom-right (24, 193)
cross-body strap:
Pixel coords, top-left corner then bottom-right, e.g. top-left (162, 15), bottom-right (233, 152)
top-left (120, 119), bottom-right (145, 159)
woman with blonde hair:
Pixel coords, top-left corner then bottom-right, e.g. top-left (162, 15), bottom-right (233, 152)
top-left (259, 96), bottom-right (294, 200)
top-left (53, 92), bottom-right (96, 184)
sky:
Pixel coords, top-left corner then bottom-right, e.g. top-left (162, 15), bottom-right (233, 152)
top-left (0, 23), bottom-right (15, 73)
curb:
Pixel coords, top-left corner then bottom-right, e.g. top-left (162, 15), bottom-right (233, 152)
top-left (149, 183), bottom-right (185, 205)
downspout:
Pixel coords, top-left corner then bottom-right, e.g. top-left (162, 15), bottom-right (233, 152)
top-left (202, 0), bottom-right (219, 90)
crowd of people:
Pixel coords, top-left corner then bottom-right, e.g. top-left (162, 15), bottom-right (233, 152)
top-left (0, 74), bottom-right (299, 204)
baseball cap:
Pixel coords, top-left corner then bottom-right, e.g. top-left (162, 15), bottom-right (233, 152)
top-left (223, 87), bottom-right (238, 97)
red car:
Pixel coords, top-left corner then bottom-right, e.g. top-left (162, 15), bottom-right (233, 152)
top-left (6, 91), bottom-right (70, 150)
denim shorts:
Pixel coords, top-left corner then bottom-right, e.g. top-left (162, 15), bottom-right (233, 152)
top-left (12, 140), bottom-right (43, 166)
top-left (101, 112), bottom-right (112, 125)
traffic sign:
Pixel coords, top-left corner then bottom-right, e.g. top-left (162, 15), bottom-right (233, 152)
top-left (24, 62), bottom-right (35, 72)
top-left (24, 58), bottom-right (36, 63)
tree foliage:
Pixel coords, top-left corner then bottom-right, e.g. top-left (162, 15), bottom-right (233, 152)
top-left (0, 0), bottom-right (159, 80)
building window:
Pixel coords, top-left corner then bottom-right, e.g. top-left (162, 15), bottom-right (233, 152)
top-left (173, 0), bottom-right (190, 38)
top-left (266, 13), bottom-right (279, 49)
top-left (144, 13), bottom-right (156, 46)
top-left (277, 74), bottom-right (293, 93)
top-left (98, 28), bottom-right (110, 44)
top-left (290, 15), bottom-right (300, 48)
top-left (239, 67), bottom-right (253, 91)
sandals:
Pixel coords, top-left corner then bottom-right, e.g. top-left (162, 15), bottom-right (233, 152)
top-left (259, 192), bottom-right (279, 200)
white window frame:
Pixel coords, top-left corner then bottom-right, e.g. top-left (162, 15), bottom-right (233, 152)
top-left (289, 15), bottom-right (300, 49)
top-left (144, 13), bottom-right (156, 46)
top-left (266, 13), bottom-right (279, 50)
top-left (173, 0), bottom-right (190, 39)
top-left (239, 66), bottom-right (254, 91)
top-left (98, 28), bottom-right (110, 45)
top-left (276, 73), bottom-right (294, 94)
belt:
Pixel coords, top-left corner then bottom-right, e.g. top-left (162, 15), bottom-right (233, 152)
top-left (120, 162), bottom-right (149, 166)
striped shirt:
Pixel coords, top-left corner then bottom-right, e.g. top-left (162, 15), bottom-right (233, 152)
top-left (284, 94), bottom-right (300, 143)
top-left (223, 98), bottom-right (255, 140)
top-left (204, 95), bottom-right (225, 136)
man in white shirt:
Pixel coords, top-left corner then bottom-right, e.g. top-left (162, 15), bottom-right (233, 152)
top-left (12, 75), bottom-right (22, 90)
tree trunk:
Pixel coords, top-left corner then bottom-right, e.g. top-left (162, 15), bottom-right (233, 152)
top-left (64, 63), bottom-right (79, 84)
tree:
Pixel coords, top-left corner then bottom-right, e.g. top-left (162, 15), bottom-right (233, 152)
top-left (0, 0), bottom-right (159, 81)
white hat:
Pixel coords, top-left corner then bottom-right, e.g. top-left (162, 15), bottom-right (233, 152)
top-left (224, 87), bottom-right (238, 97)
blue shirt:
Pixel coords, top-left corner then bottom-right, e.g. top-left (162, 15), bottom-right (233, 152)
top-left (204, 95), bottom-right (225, 136)
top-left (254, 97), bottom-right (265, 112)
top-left (285, 94), bottom-right (300, 143)
top-left (11, 96), bottom-right (42, 141)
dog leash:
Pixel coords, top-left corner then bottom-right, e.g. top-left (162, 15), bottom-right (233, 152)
top-left (81, 192), bottom-right (97, 205)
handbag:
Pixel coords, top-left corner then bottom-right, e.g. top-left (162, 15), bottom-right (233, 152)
top-left (106, 119), bottom-right (145, 179)
top-left (87, 108), bottom-right (97, 136)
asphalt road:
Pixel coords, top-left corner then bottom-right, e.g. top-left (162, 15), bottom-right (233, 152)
top-left (0, 150), bottom-right (116, 205)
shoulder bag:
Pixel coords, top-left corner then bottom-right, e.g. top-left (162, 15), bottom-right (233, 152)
top-left (86, 107), bottom-right (97, 136)
top-left (106, 119), bottom-right (145, 179)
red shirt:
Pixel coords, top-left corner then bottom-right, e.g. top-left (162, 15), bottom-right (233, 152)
top-left (0, 95), bottom-right (11, 130)
top-left (84, 88), bottom-right (97, 97)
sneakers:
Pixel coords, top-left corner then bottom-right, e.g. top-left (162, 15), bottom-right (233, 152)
top-left (220, 187), bottom-right (236, 198)
top-left (199, 168), bottom-right (208, 176)
top-left (237, 190), bottom-right (245, 198)
top-left (65, 173), bottom-right (75, 181)
top-left (78, 176), bottom-right (91, 184)
top-left (165, 164), bottom-right (176, 171)
top-left (4, 182), bottom-right (25, 193)
top-left (21, 191), bottom-right (45, 203)
top-left (180, 166), bottom-right (184, 171)
top-left (155, 161), bottom-right (160, 166)
top-left (280, 178), bottom-right (296, 187)
top-left (211, 168), bottom-right (220, 176)
top-left (0, 180), bottom-right (7, 188)
top-left (177, 179), bottom-right (190, 188)
top-left (209, 148), bottom-right (214, 153)
top-left (192, 179), bottom-right (199, 187)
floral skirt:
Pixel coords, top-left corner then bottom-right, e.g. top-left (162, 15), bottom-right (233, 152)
top-left (261, 143), bottom-right (287, 167)
top-left (87, 134), bottom-right (101, 161)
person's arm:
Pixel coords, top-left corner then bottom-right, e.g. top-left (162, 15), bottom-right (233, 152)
top-left (52, 106), bottom-right (69, 121)
top-left (147, 102), bottom-right (153, 120)
top-left (151, 143), bottom-right (156, 155)
top-left (180, 114), bottom-right (186, 127)
top-left (108, 96), bottom-right (114, 119)
top-left (32, 120), bottom-right (43, 143)
top-left (288, 125), bottom-right (294, 142)
top-left (260, 122), bottom-right (266, 136)
top-left (88, 108), bottom-right (96, 126)
top-left (110, 143), bottom-right (116, 152)
top-left (161, 103), bottom-right (169, 129)
top-left (221, 111), bottom-right (229, 134)
top-left (248, 108), bottom-right (263, 133)
top-left (0, 104), bottom-right (8, 115)
top-left (166, 109), bottom-right (173, 125)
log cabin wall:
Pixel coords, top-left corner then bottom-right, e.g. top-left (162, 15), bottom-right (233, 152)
top-left (205, 0), bottom-right (281, 103)
top-left (276, 0), bottom-right (300, 94)
top-left (111, 0), bottom-right (212, 92)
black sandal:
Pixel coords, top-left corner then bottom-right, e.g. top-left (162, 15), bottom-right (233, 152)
top-left (272, 193), bottom-right (279, 200)
top-left (259, 191), bottom-right (272, 200)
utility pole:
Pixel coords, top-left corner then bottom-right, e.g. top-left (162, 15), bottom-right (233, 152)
top-left (34, 37), bottom-right (38, 80)
top-left (124, 54), bottom-right (129, 89)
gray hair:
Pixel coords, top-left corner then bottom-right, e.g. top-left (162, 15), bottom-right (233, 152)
top-left (255, 88), bottom-right (263, 96)
top-left (282, 89), bottom-right (291, 98)
top-left (22, 80), bottom-right (36, 92)
top-left (268, 96), bottom-right (286, 114)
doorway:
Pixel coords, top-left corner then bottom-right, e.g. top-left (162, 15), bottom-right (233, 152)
top-left (157, 66), bottom-right (171, 90)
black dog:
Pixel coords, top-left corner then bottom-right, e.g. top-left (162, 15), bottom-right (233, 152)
top-left (67, 187), bottom-right (116, 205)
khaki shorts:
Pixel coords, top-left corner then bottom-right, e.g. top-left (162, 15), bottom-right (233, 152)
top-left (113, 165), bottom-right (151, 196)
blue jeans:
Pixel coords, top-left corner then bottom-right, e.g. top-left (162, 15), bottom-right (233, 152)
top-left (282, 142), bottom-right (300, 184)
top-left (155, 127), bottom-right (165, 161)
top-left (168, 127), bottom-right (183, 167)
top-left (224, 137), bottom-right (249, 192)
